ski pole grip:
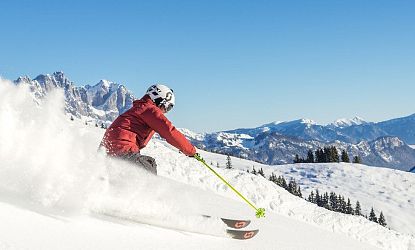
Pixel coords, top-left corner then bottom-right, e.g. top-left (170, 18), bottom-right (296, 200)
top-left (194, 153), bottom-right (203, 162)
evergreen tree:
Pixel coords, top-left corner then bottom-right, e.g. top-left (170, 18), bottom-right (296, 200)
top-left (251, 167), bottom-right (257, 175)
top-left (308, 191), bottom-right (315, 203)
top-left (346, 198), bottom-right (353, 214)
top-left (319, 146), bottom-right (339, 163)
top-left (354, 201), bottom-right (362, 216)
top-left (95, 123), bottom-right (99, 127)
top-left (315, 148), bottom-right (325, 163)
top-left (226, 155), bottom-right (232, 169)
top-left (329, 192), bottom-right (338, 211)
top-left (288, 179), bottom-right (295, 194)
top-left (331, 146), bottom-right (340, 162)
top-left (337, 195), bottom-right (346, 213)
top-left (323, 147), bottom-right (330, 162)
top-left (294, 154), bottom-right (301, 163)
top-left (70, 116), bottom-right (74, 121)
top-left (101, 123), bottom-right (105, 129)
top-left (369, 208), bottom-right (378, 223)
top-left (281, 176), bottom-right (288, 189)
top-left (297, 186), bottom-right (302, 198)
top-left (322, 192), bottom-right (329, 209)
top-left (341, 196), bottom-right (347, 213)
top-left (287, 179), bottom-right (301, 197)
top-left (378, 212), bottom-right (387, 227)
top-left (217, 162), bottom-right (220, 168)
top-left (276, 176), bottom-right (288, 189)
top-left (353, 155), bottom-right (362, 164)
top-left (314, 148), bottom-right (322, 163)
top-left (258, 168), bottom-right (265, 177)
top-left (306, 149), bottom-right (314, 163)
top-left (315, 189), bottom-right (322, 206)
top-left (269, 172), bottom-right (277, 182)
top-left (275, 176), bottom-right (282, 186)
top-left (341, 150), bottom-right (350, 163)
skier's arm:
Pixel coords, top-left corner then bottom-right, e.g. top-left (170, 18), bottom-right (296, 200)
top-left (141, 107), bottom-right (196, 156)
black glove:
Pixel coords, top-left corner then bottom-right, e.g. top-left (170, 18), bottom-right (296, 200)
top-left (189, 152), bottom-right (199, 158)
top-left (191, 153), bottom-right (203, 161)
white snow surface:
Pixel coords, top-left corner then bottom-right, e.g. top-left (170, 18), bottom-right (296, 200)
top-left (1, 79), bottom-right (415, 250)
top-left (410, 145), bottom-right (415, 149)
top-left (212, 155), bottom-right (415, 235)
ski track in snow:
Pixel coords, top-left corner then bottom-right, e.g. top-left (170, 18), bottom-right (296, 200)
top-left (0, 79), bottom-right (415, 250)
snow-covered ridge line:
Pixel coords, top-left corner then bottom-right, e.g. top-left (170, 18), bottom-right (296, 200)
top-left (330, 116), bottom-right (368, 128)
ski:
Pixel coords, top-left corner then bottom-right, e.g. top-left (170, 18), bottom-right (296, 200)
top-left (220, 218), bottom-right (251, 229)
top-left (226, 229), bottom-right (259, 240)
top-left (202, 215), bottom-right (251, 229)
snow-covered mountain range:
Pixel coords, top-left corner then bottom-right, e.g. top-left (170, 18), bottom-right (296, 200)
top-left (12, 72), bottom-right (415, 172)
top-left (222, 116), bottom-right (415, 145)
top-left (183, 117), bottom-right (415, 171)
top-left (14, 72), bottom-right (135, 122)
top-left (186, 130), bottom-right (415, 172)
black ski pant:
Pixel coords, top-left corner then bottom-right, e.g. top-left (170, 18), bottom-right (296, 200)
top-left (117, 152), bottom-right (157, 175)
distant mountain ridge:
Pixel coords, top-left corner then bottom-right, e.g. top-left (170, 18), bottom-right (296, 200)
top-left (184, 112), bottom-right (415, 171)
top-left (329, 116), bottom-right (368, 128)
top-left (185, 129), bottom-right (415, 171)
top-left (13, 72), bottom-right (415, 171)
top-left (225, 115), bottom-right (415, 145)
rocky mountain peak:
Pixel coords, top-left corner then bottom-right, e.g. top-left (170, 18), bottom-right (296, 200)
top-left (14, 72), bottom-right (136, 122)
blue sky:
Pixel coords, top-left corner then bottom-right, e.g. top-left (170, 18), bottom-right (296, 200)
top-left (1, 0), bottom-right (414, 132)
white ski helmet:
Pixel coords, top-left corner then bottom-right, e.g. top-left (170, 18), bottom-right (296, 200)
top-left (146, 84), bottom-right (175, 112)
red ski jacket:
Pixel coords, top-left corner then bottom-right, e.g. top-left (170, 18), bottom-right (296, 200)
top-left (100, 95), bottom-right (196, 157)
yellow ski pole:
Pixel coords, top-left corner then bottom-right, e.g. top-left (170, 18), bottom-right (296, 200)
top-left (194, 154), bottom-right (266, 218)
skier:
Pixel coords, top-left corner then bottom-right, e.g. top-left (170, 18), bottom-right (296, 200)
top-left (100, 84), bottom-right (197, 175)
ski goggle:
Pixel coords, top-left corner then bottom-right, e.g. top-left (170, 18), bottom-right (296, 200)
top-left (161, 103), bottom-right (174, 113)
top-left (165, 103), bottom-right (174, 113)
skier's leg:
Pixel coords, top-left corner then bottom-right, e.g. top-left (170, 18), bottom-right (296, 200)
top-left (121, 152), bottom-right (157, 175)
top-left (136, 155), bottom-right (158, 175)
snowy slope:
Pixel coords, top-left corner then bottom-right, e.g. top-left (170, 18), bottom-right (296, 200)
top-left (205, 153), bottom-right (415, 235)
top-left (0, 186), bottom-right (381, 250)
top-left (1, 79), bottom-right (415, 250)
